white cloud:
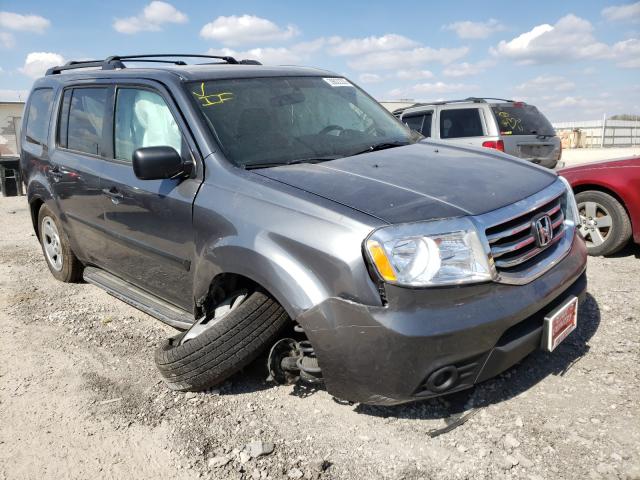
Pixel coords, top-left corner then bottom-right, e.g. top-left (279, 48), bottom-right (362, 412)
top-left (329, 34), bottom-right (418, 55)
top-left (348, 46), bottom-right (469, 71)
top-left (358, 73), bottom-right (383, 84)
top-left (0, 89), bottom-right (29, 102)
top-left (0, 31), bottom-right (14, 48)
top-left (200, 15), bottom-right (298, 46)
top-left (443, 60), bottom-right (495, 77)
top-left (19, 52), bottom-right (64, 78)
top-left (612, 38), bottom-right (640, 67)
top-left (515, 75), bottom-right (575, 92)
top-left (207, 47), bottom-right (298, 65)
top-left (113, 1), bottom-right (187, 34)
top-left (443, 19), bottom-right (505, 39)
top-left (0, 11), bottom-right (50, 33)
top-left (602, 2), bottom-right (640, 22)
top-left (491, 14), bottom-right (610, 64)
top-left (389, 81), bottom-right (477, 99)
top-left (396, 69), bottom-right (434, 80)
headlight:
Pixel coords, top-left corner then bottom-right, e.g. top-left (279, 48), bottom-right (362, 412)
top-left (558, 176), bottom-right (580, 227)
top-left (364, 218), bottom-right (495, 287)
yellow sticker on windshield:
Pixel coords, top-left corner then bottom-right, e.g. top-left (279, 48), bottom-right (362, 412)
top-left (192, 82), bottom-right (234, 107)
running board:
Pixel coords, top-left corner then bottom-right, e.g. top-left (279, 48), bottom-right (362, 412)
top-left (83, 266), bottom-right (193, 330)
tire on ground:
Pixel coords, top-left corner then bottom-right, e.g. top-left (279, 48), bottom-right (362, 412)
top-left (37, 204), bottom-right (83, 282)
top-left (155, 291), bottom-right (289, 391)
top-left (576, 190), bottom-right (632, 256)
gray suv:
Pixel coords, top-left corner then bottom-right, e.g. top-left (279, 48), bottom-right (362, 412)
top-left (394, 98), bottom-right (562, 169)
top-left (21, 55), bottom-right (587, 405)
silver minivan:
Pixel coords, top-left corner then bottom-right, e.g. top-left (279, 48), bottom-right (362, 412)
top-left (394, 98), bottom-right (562, 169)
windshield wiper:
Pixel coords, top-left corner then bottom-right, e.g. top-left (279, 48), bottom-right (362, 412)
top-left (244, 156), bottom-right (340, 170)
top-left (347, 141), bottom-right (409, 158)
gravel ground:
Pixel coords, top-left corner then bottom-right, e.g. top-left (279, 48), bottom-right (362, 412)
top-left (1, 195), bottom-right (639, 480)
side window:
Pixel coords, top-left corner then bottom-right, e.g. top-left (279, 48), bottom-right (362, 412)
top-left (440, 108), bottom-right (484, 139)
top-left (114, 88), bottom-right (183, 162)
top-left (67, 88), bottom-right (108, 155)
top-left (404, 111), bottom-right (433, 137)
top-left (25, 88), bottom-right (53, 146)
top-left (57, 89), bottom-right (72, 148)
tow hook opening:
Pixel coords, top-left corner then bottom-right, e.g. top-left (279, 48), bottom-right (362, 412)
top-left (267, 324), bottom-right (323, 386)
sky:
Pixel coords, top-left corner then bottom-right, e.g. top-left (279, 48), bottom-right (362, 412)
top-left (0, 0), bottom-right (638, 122)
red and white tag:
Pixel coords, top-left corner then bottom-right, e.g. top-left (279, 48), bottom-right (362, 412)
top-left (542, 296), bottom-right (578, 352)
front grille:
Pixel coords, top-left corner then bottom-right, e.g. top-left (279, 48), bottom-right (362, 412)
top-left (486, 193), bottom-right (565, 270)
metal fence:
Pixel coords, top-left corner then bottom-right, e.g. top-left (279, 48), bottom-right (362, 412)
top-left (552, 119), bottom-right (640, 148)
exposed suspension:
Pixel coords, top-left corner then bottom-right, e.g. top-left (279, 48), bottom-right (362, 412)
top-left (267, 324), bottom-right (323, 385)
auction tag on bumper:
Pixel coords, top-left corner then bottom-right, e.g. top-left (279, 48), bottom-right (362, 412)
top-left (323, 77), bottom-right (352, 87)
top-left (542, 296), bottom-right (578, 352)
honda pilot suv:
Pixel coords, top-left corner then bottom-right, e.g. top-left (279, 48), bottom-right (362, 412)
top-left (21, 55), bottom-right (587, 405)
top-left (394, 98), bottom-right (562, 169)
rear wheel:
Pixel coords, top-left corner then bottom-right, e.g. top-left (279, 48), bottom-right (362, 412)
top-left (575, 190), bottom-right (631, 256)
top-left (155, 290), bottom-right (289, 391)
top-left (37, 205), bottom-right (83, 282)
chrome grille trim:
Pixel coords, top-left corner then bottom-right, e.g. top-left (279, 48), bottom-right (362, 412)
top-left (473, 179), bottom-right (575, 286)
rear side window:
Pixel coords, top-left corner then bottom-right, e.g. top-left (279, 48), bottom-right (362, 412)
top-left (492, 104), bottom-right (555, 136)
top-left (65, 88), bottom-right (108, 155)
top-left (403, 112), bottom-right (432, 137)
top-left (440, 108), bottom-right (483, 139)
top-left (25, 88), bottom-right (53, 146)
top-left (114, 88), bottom-right (183, 162)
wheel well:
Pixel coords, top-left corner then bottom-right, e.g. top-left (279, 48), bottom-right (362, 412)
top-left (29, 198), bottom-right (44, 237)
top-left (199, 273), bottom-right (290, 321)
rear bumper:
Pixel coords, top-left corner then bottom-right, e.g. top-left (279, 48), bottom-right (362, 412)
top-left (298, 232), bottom-right (588, 405)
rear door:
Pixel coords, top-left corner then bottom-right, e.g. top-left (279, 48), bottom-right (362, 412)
top-left (437, 106), bottom-right (487, 148)
top-left (48, 85), bottom-right (110, 265)
top-left (99, 82), bottom-right (201, 311)
top-left (491, 104), bottom-right (561, 163)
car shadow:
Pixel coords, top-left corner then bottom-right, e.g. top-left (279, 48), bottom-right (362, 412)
top-left (607, 242), bottom-right (640, 259)
top-left (353, 292), bottom-right (601, 420)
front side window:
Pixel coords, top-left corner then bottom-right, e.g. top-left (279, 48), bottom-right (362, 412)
top-left (67, 88), bottom-right (108, 155)
top-left (114, 88), bottom-right (183, 162)
top-left (189, 76), bottom-right (416, 168)
top-left (25, 88), bottom-right (53, 146)
top-left (404, 112), bottom-right (433, 137)
top-left (440, 108), bottom-right (484, 139)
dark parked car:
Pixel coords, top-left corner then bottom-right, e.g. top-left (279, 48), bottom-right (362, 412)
top-left (21, 55), bottom-right (587, 405)
top-left (560, 157), bottom-right (640, 256)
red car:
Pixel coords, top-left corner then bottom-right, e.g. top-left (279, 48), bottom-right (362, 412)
top-left (559, 156), bottom-right (640, 256)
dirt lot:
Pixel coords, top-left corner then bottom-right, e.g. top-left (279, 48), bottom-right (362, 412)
top-left (1, 195), bottom-right (639, 480)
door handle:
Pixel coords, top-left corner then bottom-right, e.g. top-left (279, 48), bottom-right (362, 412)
top-left (102, 187), bottom-right (124, 204)
top-left (50, 165), bottom-right (63, 181)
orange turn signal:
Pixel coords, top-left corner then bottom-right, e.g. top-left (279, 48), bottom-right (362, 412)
top-left (366, 240), bottom-right (397, 282)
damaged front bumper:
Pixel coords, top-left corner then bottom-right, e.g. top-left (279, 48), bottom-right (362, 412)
top-left (298, 233), bottom-right (588, 405)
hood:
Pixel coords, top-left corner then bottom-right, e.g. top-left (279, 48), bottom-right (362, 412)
top-left (256, 141), bottom-right (557, 224)
top-left (559, 156), bottom-right (640, 174)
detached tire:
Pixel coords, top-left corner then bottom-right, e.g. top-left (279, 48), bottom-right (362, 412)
top-left (155, 291), bottom-right (289, 391)
top-left (576, 190), bottom-right (632, 256)
top-left (37, 204), bottom-right (83, 282)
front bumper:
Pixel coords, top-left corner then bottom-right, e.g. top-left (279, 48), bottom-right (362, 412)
top-left (298, 232), bottom-right (588, 405)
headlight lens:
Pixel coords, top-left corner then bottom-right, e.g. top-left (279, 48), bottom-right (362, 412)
top-left (558, 176), bottom-right (580, 227)
top-left (365, 218), bottom-right (495, 287)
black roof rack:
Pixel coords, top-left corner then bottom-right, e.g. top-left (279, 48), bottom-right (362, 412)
top-left (46, 54), bottom-right (262, 75)
top-left (392, 97), bottom-right (517, 116)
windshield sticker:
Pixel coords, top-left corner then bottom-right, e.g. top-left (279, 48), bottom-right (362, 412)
top-left (497, 111), bottom-right (523, 133)
top-left (323, 77), bottom-right (352, 87)
top-left (192, 82), bottom-right (234, 107)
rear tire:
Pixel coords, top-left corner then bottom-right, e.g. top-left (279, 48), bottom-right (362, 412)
top-left (575, 190), bottom-right (631, 256)
top-left (155, 291), bottom-right (289, 391)
top-left (37, 205), bottom-right (83, 282)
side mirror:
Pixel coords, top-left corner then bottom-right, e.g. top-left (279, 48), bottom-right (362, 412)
top-left (132, 146), bottom-right (191, 180)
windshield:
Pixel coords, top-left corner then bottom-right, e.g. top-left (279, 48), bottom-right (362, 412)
top-left (491, 104), bottom-right (555, 136)
top-left (189, 76), bottom-right (417, 168)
